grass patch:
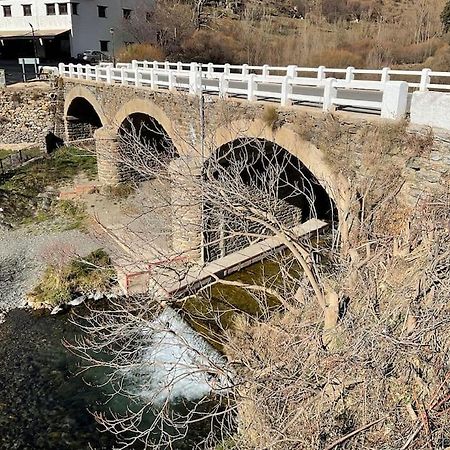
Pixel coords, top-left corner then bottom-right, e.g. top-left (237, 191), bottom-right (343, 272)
top-left (28, 249), bottom-right (115, 307)
top-left (104, 182), bottom-right (135, 200)
top-left (0, 149), bottom-right (13, 159)
top-left (0, 146), bottom-right (97, 227)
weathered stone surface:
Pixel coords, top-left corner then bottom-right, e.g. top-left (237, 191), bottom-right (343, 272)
top-left (0, 85), bottom-right (59, 147)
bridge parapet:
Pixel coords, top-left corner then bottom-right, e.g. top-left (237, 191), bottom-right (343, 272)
top-left (49, 61), bottom-right (422, 120)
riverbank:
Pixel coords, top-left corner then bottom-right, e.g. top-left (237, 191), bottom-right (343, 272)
top-left (0, 227), bottom-right (100, 322)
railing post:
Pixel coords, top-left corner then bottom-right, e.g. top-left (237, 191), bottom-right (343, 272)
top-left (219, 73), bottom-right (229, 99)
top-left (420, 68), bottom-right (431, 92)
top-left (262, 64), bottom-right (269, 78)
top-left (317, 65), bottom-right (326, 83)
top-left (77, 63), bottom-right (83, 79)
top-left (68, 63), bottom-right (74, 78)
top-left (58, 62), bottom-right (64, 76)
top-left (134, 67), bottom-right (140, 87)
top-left (323, 78), bottom-right (337, 112)
top-left (281, 76), bottom-right (292, 107)
top-left (345, 66), bottom-right (355, 84)
top-left (287, 65), bottom-right (297, 79)
top-left (131, 59), bottom-right (138, 70)
top-left (190, 62), bottom-right (200, 94)
top-left (150, 69), bottom-right (157, 90)
top-left (106, 66), bottom-right (112, 84)
top-left (121, 67), bottom-right (126, 85)
top-left (168, 70), bottom-right (175, 91)
top-left (153, 60), bottom-right (159, 70)
top-left (177, 61), bottom-right (183, 72)
top-left (95, 66), bottom-right (100, 82)
top-left (207, 63), bottom-right (214, 78)
top-left (247, 74), bottom-right (256, 101)
top-left (242, 64), bottom-right (249, 77)
top-left (224, 63), bottom-right (231, 76)
top-left (164, 61), bottom-right (170, 70)
top-left (381, 67), bottom-right (391, 83)
top-left (381, 81), bottom-right (408, 119)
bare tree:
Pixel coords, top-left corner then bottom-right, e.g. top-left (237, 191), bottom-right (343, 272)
top-left (66, 108), bottom-right (341, 448)
top-left (65, 108), bottom-right (450, 450)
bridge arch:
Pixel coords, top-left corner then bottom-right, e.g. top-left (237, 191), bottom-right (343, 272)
top-left (206, 119), bottom-right (353, 251)
top-left (64, 86), bottom-right (107, 141)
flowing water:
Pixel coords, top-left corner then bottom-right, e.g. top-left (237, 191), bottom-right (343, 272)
top-left (0, 306), bottom-right (229, 450)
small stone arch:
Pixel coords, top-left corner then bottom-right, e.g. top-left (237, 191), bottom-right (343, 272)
top-left (64, 85), bottom-right (108, 126)
top-left (207, 118), bottom-right (353, 248)
top-left (64, 86), bottom-right (107, 142)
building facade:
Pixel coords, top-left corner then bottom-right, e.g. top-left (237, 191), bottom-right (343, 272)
top-left (0, 0), bottom-right (143, 60)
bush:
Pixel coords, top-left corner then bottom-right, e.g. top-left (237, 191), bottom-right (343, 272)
top-left (28, 249), bottom-right (115, 307)
top-left (309, 48), bottom-right (365, 68)
top-left (117, 43), bottom-right (165, 63)
top-left (181, 30), bottom-right (243, 64)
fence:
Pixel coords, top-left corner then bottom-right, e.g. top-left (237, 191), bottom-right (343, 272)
top-left (0, 147), bottom-right (42, 175)
top-left (43, 60), bottom-right (450, 119)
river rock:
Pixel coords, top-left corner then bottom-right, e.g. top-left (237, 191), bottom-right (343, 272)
top-left (67, 295), bottom-right (86, 306)
top-left (50, 305), bottom-right (65, 315)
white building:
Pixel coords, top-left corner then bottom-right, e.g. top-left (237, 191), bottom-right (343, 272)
top-left (0, 0), bottom-right (143, 60)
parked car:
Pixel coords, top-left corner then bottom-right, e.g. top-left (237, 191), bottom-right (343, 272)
top-left (76, 50), bottom-right (110, 64)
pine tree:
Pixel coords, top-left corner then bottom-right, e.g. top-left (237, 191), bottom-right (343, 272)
top-left (441, 0), bottom-right (450, 32)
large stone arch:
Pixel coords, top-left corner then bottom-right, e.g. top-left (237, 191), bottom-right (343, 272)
top-left (207, 118), bottom-right (354, 248)
top-left (64, 85), bottom-right (108, 125)
top-left (112, 98), bottom-right (182, 152)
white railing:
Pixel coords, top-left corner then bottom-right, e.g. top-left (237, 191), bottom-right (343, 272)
top-left (51, 60), bottom-right (450, 119)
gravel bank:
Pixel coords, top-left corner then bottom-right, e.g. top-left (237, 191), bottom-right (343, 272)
top-left (0, 228), bottom-right (100, 322)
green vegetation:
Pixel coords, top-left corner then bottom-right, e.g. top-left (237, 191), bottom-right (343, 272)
top-left (0, 146), bottom-right (97, 228)
top-left (178, 256), bottom-right (295, 350)
top-left (28, 249), bottom-right (115, 307)
top-left (0, 149), bottom-right (13, 159)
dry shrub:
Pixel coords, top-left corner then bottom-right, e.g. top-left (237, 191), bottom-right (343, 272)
top-left (390, 38), bottom-right (444, 65)
top-left (310, 48), bottom-right (365, 68)
top-left (117, 43), bottom-right (165, 63)
top-left (261, 105), bottom-right (279, 130)
top-left (225, 191), bottom-right (450, 450)
top-left (424, 43), bottom-right (450, 70)
top-left (181, 29), bottom-right (242, 64)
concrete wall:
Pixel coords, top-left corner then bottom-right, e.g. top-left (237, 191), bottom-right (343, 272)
top-left (410, 91), bottom-right (450, 132)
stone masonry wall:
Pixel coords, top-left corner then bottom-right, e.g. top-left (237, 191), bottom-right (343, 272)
top-left (0, 85), bottom-right (58, 147)
top-left (63, 79), bottom-right (450, 249)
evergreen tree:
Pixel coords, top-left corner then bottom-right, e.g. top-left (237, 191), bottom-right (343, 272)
top-left (441, 0), bottom-right (450, 32)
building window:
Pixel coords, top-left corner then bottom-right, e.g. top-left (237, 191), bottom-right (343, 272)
top-left (99, 40), bottom-right (109, 52)
top-left (97, 5), bottom-right (106, 17)
top-left (58, 3), bottom-right (67, 14)
top-left (71, 2), bottom-right (78, 14)
top-left (2, 5), bottom-right (11, 16)
top-left (46, 3), bottom-right (55, 15)
top-left (22, 4), bottom-right (32, 16)
top-left (122, 8), bottom-right (131, 19)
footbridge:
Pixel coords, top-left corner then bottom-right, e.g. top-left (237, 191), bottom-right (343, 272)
top-left (47, 60), bottom-right (450, 293)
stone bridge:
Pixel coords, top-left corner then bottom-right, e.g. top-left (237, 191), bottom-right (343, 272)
top-left (59, 76), bottom-right (450, 271)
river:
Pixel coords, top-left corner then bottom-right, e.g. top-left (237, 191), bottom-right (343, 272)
top-left (0, 305), bottom-right (231, 449)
